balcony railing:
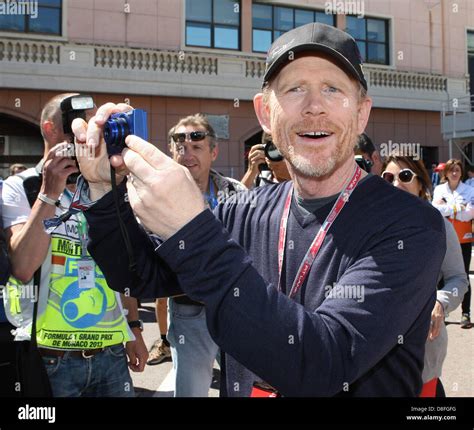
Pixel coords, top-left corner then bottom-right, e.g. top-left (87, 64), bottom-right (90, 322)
top-left (2, 37), bottom-right (468, 111)
top-left (246, 58), bottom-right (448, 92)
top-left (441, 94), bottom-right (474, 139)
top-left (0, 39), bottom-right (60, 64)
top-left (94, 47), bottom-right (218, 74)
top-left (0, 38), bottom-right (451, 92)
top-left (369, 68), bottom-right (447, 92)
top-left (245, 59), bottom-right (265, 79)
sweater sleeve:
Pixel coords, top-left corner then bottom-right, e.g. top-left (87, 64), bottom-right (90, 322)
top-left (156, 209), bottom-right (446, 396)
top-left (84, 181), bottom-right (183, 299)
top-left (437, 220), bottom-right (469, 314)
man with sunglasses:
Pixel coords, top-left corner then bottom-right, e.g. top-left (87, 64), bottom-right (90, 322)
top-left (73, 23), bottom-right (446, 397)
top-left (166, 114), bottom-right (245, 396)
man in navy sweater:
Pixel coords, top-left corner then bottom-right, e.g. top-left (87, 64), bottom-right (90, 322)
top-left (72, 23), bottom-right (446, 396)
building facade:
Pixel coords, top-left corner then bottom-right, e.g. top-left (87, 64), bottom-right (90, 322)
top-left (0, 0), bottom-right (473, 179)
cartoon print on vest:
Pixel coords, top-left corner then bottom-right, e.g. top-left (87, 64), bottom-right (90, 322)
top-left (60, 282), bottom-right (107, 328)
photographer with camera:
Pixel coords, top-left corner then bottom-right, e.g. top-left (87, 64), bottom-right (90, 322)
top-left (1, 93), bottom-right (147, 397)
top-left (73, 24), bottom-right (446, 396)
top-left (354, 133), bottom-right (383, 176)
top-left (241, 132), bottom-right (291, 188)
top-left (165, 114), bottom-right (245, 396)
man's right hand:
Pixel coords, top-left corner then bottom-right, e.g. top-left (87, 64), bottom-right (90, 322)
top-left (41, 143), bottom-right (79, 200)
top-left (72, 102), bottom-right (132, 200)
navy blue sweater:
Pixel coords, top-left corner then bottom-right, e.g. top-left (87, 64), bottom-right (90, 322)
top-left (85, 175), bottom-right (446, 397)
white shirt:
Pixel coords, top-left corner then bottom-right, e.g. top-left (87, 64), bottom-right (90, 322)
top-left (432, 182), bottom-right (474, 222)
top-left (1, 169), bottom-right (74, 337)
top-left (1, 169), bottom-right (132, 343)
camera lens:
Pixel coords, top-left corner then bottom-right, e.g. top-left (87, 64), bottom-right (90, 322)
top-left (104, 114), bottom-right (131, 148)
top-left (265, 142), bottom-right (283, 162)
top-left (354, 155), bottom-right (372, 173)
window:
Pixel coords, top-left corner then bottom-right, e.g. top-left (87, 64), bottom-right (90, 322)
top-left (252, 3), bottom-right (335, 53)
top-left (346, 16), bottom-right (389, 65)
top-left (467, 31), bottom-right (474, 53)
top-left (186, 0), bottom-right (240, 50)
top-left (0, 0), bottom-right (62, 35)
top-left (466, 31), bottom-right (474, 100)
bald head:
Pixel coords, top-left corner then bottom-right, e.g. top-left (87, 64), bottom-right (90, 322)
top-left (40, 92), bottom-right (79, 149)
top-left (40, 93), bottom-right (78, 139)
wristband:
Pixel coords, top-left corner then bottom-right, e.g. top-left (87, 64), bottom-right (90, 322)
top-left (38, 193), bottom-right (59, 207)
top-left (128, 320), bottom-right (144, 331)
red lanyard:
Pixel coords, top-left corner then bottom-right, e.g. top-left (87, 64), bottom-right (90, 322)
top-left (277, 166), bottom-right (362, 299)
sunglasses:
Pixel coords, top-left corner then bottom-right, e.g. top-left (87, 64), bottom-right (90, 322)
top-left (382, 168), bottom-right (417, 184)
top-left (171, 131), bottom-right (210, 143)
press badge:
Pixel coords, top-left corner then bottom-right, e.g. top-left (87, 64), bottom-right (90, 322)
top-left (77, 258), bottom-right (96, 289)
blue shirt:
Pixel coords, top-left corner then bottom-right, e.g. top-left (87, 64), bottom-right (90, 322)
top-left (465, 178), bottom-right (474, 188)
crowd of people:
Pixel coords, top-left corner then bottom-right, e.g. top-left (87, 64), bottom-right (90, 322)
top-left (0, 23), bottom-right (472, 399)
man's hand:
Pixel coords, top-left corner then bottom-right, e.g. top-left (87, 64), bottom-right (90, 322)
top-left (125, 330), bottom-right (149, 372)
top-left (428, 300), bottom-right (444, 341)
top-left (247, 144), bottom-right (266, 174)
top-left (240, 144), bottom-right (267, 188)
top-left (72, 102), bottom-right (132, 200)
top-left (41, 143), bottom-right (79, 200)
top-left (123, 136), bottom-right (206, 239)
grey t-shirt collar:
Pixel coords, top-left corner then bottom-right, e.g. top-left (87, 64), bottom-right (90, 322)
top-left (295, 173), bottom-right (373, 215)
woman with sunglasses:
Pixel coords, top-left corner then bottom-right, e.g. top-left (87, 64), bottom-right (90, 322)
top-left (382, 155), bottom-right (468, 397)
top-left (432, 159), bottom-right (474, 329)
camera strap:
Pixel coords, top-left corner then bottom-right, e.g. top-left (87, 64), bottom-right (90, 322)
top-left (277, 165), bottom-right (362, 299)
top-left (42, 179), bottom-right (90, 234)
top-left (110, 166), bottom-right (139, 287)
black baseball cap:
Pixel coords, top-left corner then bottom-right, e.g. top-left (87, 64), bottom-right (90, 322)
top-left (263, 22), bottom-right (367, 90)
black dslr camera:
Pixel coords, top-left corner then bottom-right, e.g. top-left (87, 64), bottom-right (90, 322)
top-left (264, 141), bottom-right (283, 162)
top-left (104, 109), bottom-right (148, 156)
top-left (60, 95), bottom-right (94, 137)
top-left (60, 94), bottom-right (95, 184)
top-left (354, 155), bottom-right (373, 173)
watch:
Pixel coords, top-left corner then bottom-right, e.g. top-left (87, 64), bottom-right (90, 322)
top-left (128, 319), bottom-right (144, 331)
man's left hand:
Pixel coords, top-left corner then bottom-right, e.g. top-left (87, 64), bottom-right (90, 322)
top-left (125, 331), bottom-right (149, 372)
top-left (123, 135), bottom-right (206, 239)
